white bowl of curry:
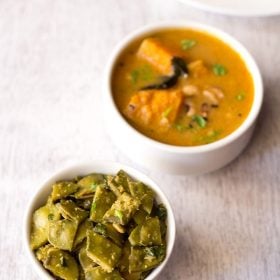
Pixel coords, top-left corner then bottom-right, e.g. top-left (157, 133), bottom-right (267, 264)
top-left (103, 21), bottom-right (263, 175)
top-left (24, 161), bottom-right (176, 279)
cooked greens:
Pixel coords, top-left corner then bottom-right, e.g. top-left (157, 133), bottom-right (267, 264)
top-left (30, 170), bottom-right (168, 280)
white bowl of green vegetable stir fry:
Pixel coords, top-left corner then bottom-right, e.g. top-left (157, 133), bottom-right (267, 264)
top-left (24, 161), bottom-right (176, 280)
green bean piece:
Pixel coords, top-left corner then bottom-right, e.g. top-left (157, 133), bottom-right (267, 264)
top-left (118, 241), bottom-right (131, 273)
top-left (113, 170), bottom-right (132, 193)
top-left (90, 186), bottom-right (116, 222)
top-left (78, 174), bottom-right (105, 188)
top-left (51, 181), bottom-right (79, 202)
top-left (133, 208), bottom-right (148, 225)
top-left (104, 193), bottom-right (140, 225)
top-left (128, 217), bottom-right (162, 246)
top-left (35, 244), bottom-right (54, 262)
top-left (43, 247), bottom-right (79, 280)
top-left (107, 176), bottom-right (122, 197)
top-left (107, 170), bottom-right (132, 197)
top-left (30, 203), bottom-right (60, 250)
top-left (140, 217), bottom-right (162, 246)
top-left (94, 223), bottom-right (124, 246)
top-left (128, 225), bottom-right (141, 246)
top-left (86, 231), bottom-right (122, 273)
top-left (48, 219), bottom-right (78, 251)
top-left (73, 220), bottom-right (93, 249)
top-left (75, 174), bottom-right (105, 199)
top-left (56, 200), bottom-right (89, 224)
top-left (129, 246), bottom-right (166, 273)
top-left (78, 243), bottom-right (97, 272)
top-left (85, 266), bottom-right (124, 280)
top-left (129, 182), bottom-right (154, 214)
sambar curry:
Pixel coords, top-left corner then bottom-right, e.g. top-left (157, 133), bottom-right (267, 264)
top-left (112, 29), bottom-right (254, 146)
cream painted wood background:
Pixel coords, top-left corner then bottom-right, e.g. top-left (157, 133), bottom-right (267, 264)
top-left (0, 1), bottom-right (280, 279)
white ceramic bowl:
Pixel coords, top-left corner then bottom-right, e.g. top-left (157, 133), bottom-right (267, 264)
top-left (103, 21), bottom-right (263, 175)
top-left (24, 161), bottom-right (176, 280)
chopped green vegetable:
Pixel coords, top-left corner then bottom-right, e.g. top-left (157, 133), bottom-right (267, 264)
top-left (73, 220), bottom-right (93, 248)
top-left (56, 200), bottom-right (88, 224)
top-left (86, 231), bottom-right (122, 273)
top-left (43, 247), bottom-right (79, 280)
top-left (48, 219), bottom-right (78, 251)
top-left (128, 182), bottom-right (154, 214)
top-left (133, 208), bottom-right (148, 225)
top-left (104, 193), bottom-right (140, 225)
top-left (75, 174), bottom-right (105, 199)
top-left (144, 245), bottom-right (166, 259)
top-left (91, 202), bottom-right (97, 212)
top-left (155, 204), bottom-right (167, 221)
top-left (129, 246), bottom-right (166, 273)
top-left (236, 92), bottom-right (245, 101)
top-left (192, 115), bottom-right (207, 128)
top-left (115, 210), bottom-right (123, 220)
top-left (78, 243), bottom-right (97, 272)
top-left (181, 39), bottom-right (197, 50)
top-left (90, 186), bottom-right (116, 223)
top-left (107, 170), bottom-right (131, 196)
top-left (212, 64), bottom-right (227, 76)
top-left (30, 203), bottom-right (60, 250)
top-left (128, 217), bottom-right (162, 246)
top-left (51, 181), bottom-right (79, 202)
top-left (162, 107), bottom-right (173, 118)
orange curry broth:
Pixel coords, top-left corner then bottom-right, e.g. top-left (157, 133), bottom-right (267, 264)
top-left (111, 29), bottom-right (254, 146)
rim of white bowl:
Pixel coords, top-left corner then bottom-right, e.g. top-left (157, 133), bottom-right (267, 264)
top-left (104, 21), bottom-right (263, 154)
top-left (23, 161), bottom-right (176, 280)
top-left (177, 0), bottom-right (280, 17)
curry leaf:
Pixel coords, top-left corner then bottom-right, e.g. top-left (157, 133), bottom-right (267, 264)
top-left (142, 57), bottom-right (188, 90)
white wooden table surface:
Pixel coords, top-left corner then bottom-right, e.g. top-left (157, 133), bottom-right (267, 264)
top-left (1, 1), bottom-right (280, 279)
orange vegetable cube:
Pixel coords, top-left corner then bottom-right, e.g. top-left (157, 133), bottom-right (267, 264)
top-left (137, 38), bottom-right (174, 75)
top-left (124, 89), bottom-right (183, 130)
